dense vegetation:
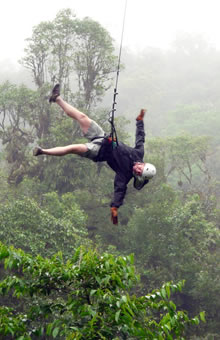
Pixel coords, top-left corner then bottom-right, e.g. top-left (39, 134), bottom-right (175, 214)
top-left (0, 9), bottom-right (219, 339)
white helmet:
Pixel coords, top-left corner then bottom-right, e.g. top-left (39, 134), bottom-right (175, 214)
top-left (133, 163), bottom-right (156, 190)
top-left (142, 163), bottom-right (156, 179)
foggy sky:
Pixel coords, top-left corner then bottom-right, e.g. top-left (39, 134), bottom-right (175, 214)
top-left (1, 0), bottom-right (220, 65)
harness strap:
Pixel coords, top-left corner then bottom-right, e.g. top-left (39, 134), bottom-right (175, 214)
top-left (91, 134), bottom-right (117, 149)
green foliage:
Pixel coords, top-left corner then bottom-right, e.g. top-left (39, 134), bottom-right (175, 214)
top-left (20, 9), bottom-right (117, 108)
top-left (0, 306), bottom-right (30, 339)
top-left (121, 190), bottom-right (220, 336)
top-left (0, 243), bottom-right (204, 339)
top-left (146, 134), bottom-right (211, 187)
top-left (0, 9), bottom-right (117, 185)
top-left (163, 104), bottom-right (220, 185)
top-left (0, 193), bottom-right (88, 258)
top-left (20, 9), bottom-right (77, 89)
top-left (0, 81), bottom-right (37, 184)
top-left (73, 17), bottom-right (117, 108)
top-left (0, 81), bottom-right (54, 184)
top-left (165, 105), bottom-right (220, 144)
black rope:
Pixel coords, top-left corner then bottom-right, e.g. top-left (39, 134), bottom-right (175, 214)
top-left (108, 0), bottom-right (128, 148)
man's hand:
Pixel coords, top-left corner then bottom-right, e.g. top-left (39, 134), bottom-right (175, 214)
top-left (111, 207), bottom-right (118, 225)
top-left (136, 109), bottom-right (146, 121)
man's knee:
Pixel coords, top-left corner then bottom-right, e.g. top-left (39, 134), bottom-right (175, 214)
top-left (78, 111), bottom-right (88, 121)
top-left (80, 116), bottom-right (92, 134)
top-left (75, 144), bottom-right (89, 154)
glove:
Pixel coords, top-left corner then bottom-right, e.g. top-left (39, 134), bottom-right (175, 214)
top-left (111, 207), bottom-right (118, 225)
top-left (136, 109), bottom-right (146, 121)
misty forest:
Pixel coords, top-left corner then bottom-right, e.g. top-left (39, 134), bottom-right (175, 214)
top-left (0, 9), bottom-right (220, 340)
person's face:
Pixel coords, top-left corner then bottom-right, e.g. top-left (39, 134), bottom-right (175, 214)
top-left (133, 162), bottom-right (145, 176)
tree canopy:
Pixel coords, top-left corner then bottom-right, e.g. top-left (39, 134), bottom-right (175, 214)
top-left (0, 243), bottom-right (205, 339)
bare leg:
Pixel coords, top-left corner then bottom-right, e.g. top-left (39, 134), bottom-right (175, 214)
top-left (40, 144), bottom-right (88, 156)
top-left (56, 97), bottom-right (91, 134)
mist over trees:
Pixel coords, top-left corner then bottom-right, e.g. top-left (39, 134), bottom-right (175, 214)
top-left (0, 8), bottom-right (219, 339)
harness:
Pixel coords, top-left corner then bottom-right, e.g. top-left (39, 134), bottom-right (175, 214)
top-left (91, 134), bottom-right (116, 149)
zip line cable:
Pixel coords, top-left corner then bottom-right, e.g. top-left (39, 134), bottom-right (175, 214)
top-left (108, 0), bottom-right (128, 147)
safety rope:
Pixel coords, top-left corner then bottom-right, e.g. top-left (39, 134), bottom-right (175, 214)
top-left (108, 0), bottom-right (128, 148)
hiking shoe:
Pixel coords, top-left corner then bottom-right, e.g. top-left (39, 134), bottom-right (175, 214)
top-left (33, 146), bottom-right (43, 156)
top-left (136, 109), bottom-right (146, 121)
top-left (49, 84), bottom-right (60, 103)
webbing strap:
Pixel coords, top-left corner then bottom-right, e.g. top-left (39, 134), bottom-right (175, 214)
top-left (108, 0), bottom-right (128, 148)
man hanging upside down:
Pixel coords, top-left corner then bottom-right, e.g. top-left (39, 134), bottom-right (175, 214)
top-left (33, 84), bottom-right (156, 224)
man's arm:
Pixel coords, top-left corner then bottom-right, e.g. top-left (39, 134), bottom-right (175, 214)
top-left (135, 109), bottom-right (146, 151)
top-left (111, 173), bottom-right (128, 208)
top-left (110, 173), bottom-right (128, 224)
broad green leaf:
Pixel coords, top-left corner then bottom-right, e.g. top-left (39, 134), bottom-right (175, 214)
top-left (161, 288), bottom-right (167, 299)
top-left (52, 327), bottom-right (59, 338)
top-left (165, 284), bottom-right (170, 299)
top-left (90, 289), bottom-right (97, 297)
top-left (46, 323), bottom-right (53, 336)
top-left (115, 310), bottom-right (121, 323)
top-left (121, 295), bottom-right (127, 303)
top-left (200, 311), bottom-right (206, 322)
